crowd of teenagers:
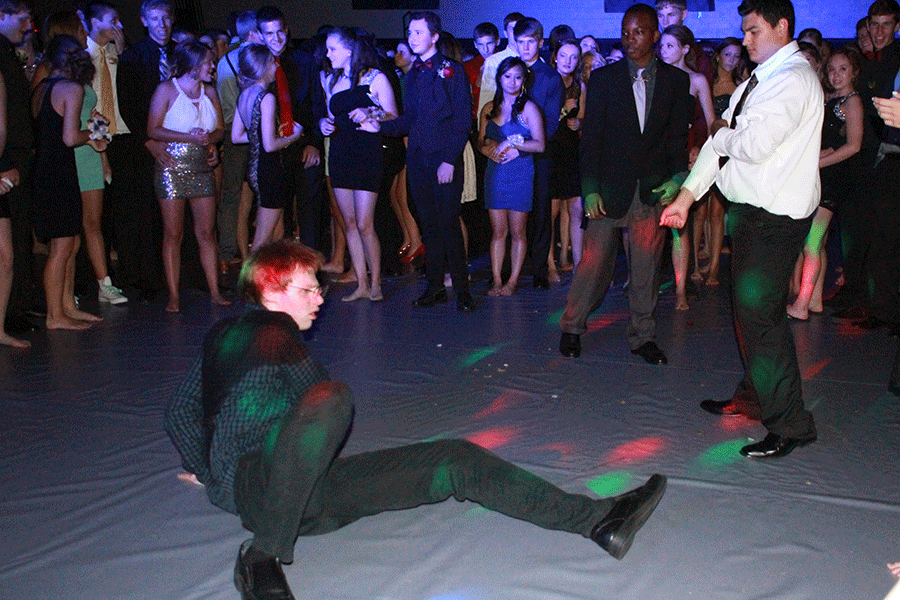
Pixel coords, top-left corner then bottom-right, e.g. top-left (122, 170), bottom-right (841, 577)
top-left (0, 0), bottom-right (898, 346)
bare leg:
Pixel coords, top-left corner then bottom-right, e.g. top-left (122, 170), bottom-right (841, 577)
top-left (236, 181), bottom-right (254, 261)
top-left (787, 207), bottom-right (832, 320)
top-left (395, 167), bottom-right (422, 256)
top-left (567, 196), bottom-right (583, 271)
top-left (672, 227), bottom-right (690, 310)
top-left (62, 236), bottom-right (102, 322)
top-left (160, 197), bottom-right (186, 312)
top-left (190, 196), bottom-right (231, 306)
top-left (45, 236), bottom-right (90, 329)
top-left (706, 190), bottom-right (725, 285)
top-left (0, 219), bottom-right (30, 347)
top-left (487, 208), bottom-right (507, 296)
top-left (503, 210), bottom-right (528, 295)
top-left (333, 187), bottom-right (369, 301)
top-left (558, 197), bottom-right (572, 271)
top-left (691, 195), bottom-right (708, 283)
top-left (251, 207), bottom-right (283, 254)
top-left (809, 231), bottom-right (829, 313)
top-left (352, 189), bottom-right (382, 301)
top-left (322, 177), bottom-right (352, 280)
top-left (81, 188), bottom-right (108, 281)
top-left (548, 198), bottom-right (561, 283)
top-left (389, 169), bottom-right (411, 250)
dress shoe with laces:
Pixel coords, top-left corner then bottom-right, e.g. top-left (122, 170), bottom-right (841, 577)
top-left (532, 275), bottom-right (550, 290)
top-left (559, 332), bottom-right (581, 358)
top-left (234, 540), bottom-right (295, 600)
top-left (699, 399), bottom-right (744, 417)
top-left (631, 341), bottom-right (667, 365)
top-left (457, 291), bottom-right (476, 312)
top-left (739, 433), bottom-right (815, 459)
top-left (590, 474), bottom-right (667, 560)
top-left (412, 287), bottom-right (448, 307)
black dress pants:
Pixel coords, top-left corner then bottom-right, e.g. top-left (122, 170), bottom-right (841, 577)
top-left (728, 203), bottom-right (816, 440)
top-left (280, 144), bottom-right (325, 253)
top-left (234, 381), bottom-right (611, 564)
top-left (406, 148), bottom-right (469, 295)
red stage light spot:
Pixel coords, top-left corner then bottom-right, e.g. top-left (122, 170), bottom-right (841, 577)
top-left (602, 436), bottom-right (667, 465)
top-left (466, 426), bottom-right (520, 450)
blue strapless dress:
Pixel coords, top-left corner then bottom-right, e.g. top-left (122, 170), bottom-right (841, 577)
top-left (484, 117), bottom-right (534, 212)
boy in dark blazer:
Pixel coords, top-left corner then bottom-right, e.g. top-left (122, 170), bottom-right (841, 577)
top-left (365, 12), bottom-right (475, 311)
top-left (558, 3), bottom-right (690, 365)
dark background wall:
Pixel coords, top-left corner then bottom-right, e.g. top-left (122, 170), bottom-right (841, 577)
top-left (32, 0), bottom-right (872, 47)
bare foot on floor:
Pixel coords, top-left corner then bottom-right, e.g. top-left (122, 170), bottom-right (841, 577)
top-left (334, 270), bottom-right (356, 284)
top-left (690, 271), bottom-right (704, 284)
top-left (166, 298), bottom-right (180, 313)
top-left (0, 333), bottom-right (31, 348)
top-left (65, 308), bottom-right (102, 322)
top-left (487, 283), bottom-right (502, 296)
top-left (46, 316), bottom-right (92, 330)
top-left (675, 293), bottom-right (689, 311)
top-left (705, 276), bottom-right (720, 286)
top-left (211, 295), bottom-right (232, 307)
top-left (321, 261), bottom-right (344, 274)
top-left (342, 287), bottom-right (369, 302)
top-left (786, 304), bottom-right (808, 321)
top-left (369, 286), bottom-right (383, 301)
top-left (500, 282), bottom-right (516, 296)
top-left (548, 269), bottom-right (561, 284)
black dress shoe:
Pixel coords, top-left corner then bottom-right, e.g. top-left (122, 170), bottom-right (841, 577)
top-left (532, 275), bottom-right (550, 290)
top-left (559, 332), bottom-right (581, 358)
top-left (699, 399), bottom-right (743, 417)
top-left (739, 432), bottom-right (816, 459)
top-left (457, 292), bottom-right (476, 312)
top-left (590, 474), bottom-right (667, 560)
top-left (631, 341), bottom-right (667, 365)
top-left (412, 287), bottom-right (448, 307)
top-left (234, 540), bottom-right (295, 600)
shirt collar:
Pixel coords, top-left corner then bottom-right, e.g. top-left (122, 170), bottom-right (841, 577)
top-left (752, 40), bottom-right (799, 83)
top-left (627, 56), bottom-right (657, 80)
top-left (86, 36), bottom-right (102, 56)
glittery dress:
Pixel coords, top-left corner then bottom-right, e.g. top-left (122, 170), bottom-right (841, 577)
top-left (819, 93), bottom-right (859, 212)
top-left (153, 78), bottom-right (217, 199)
top-left (247, 89), bottom-right (287, 210)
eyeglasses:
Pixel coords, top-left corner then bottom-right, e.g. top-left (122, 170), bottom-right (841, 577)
top-left (285, 284), bottom-right (324, 296)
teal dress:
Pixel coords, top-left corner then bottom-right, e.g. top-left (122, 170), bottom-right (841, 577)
top-left (74, 84), bottom-right (104, 192)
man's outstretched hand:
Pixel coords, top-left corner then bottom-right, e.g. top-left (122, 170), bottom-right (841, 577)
top-left (659, 188), bottom-right (696, 229)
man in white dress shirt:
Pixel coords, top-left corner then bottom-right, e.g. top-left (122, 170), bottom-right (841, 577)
top-left (661, 0), bottom-right (823, 459)
top-left (476, 11), bottom-right (524, 117)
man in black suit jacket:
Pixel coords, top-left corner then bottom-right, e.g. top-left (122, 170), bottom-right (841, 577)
top-left (257, 6), bottom-right (326, 253)
top-left (558, 3), bottom-right (690, 364)
top-left (114, 0), bottom-right (174, 300)
top-left (512, 17), bottom-right (564, 290)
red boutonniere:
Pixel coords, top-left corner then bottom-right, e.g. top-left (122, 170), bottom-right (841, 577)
top-left (438, 60), bottom-right (453, 79)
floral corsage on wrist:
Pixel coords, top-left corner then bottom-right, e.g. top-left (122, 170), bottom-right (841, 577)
top-left (506, 134), bottom-right (525, 149)
top-left (438, 60), bottom-right (454, 79)
top-left (87, 113), bottom-right (112, 142)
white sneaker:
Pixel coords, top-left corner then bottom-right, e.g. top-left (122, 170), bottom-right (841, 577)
top-left (98, 280), bottom-right (128, 304)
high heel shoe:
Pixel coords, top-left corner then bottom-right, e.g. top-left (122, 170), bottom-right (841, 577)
top-left (401, 244), bottom-right (425, 264)
top-left (398, 243), bottom-right (411, 257)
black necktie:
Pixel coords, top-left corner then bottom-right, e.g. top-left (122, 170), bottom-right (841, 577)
top-left (720, 74), bottom-right (758, 168)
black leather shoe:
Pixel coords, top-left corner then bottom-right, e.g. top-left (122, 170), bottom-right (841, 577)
top-left (631, 341), bottom-right (667, 365)
top-left (590, 474), bottom-right (667, 560)
top-left (699, 399), bottom-right (743, 417)
top-left (739, 433), bottom-right (816, 459)
top-left (457, 292), bottom-right (476, 312)
top-left (532, 275), bottom-right (550, 290)
top-left (234, 540), bottom-right (295, 600)
top-left (412, 287), bottom-right (448, 307)
top-left (559, 332), bottom-right (581, 358)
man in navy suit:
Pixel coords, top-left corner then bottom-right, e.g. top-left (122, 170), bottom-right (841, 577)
top-left (365, 12), bottom-right (475, 311)
top-left (558, 3), bottom-right (691, 364)
top-left (512, 17), bottom-right (564, 290)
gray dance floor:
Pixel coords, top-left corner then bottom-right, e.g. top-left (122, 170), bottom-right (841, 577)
top-left (2, 260), bottom-right (899, 600)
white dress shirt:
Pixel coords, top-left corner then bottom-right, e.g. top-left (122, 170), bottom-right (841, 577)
top-left (477, 45), bottom-right (518, 117)
top-left (87, 36), bottom-right (129, 135)
top-left (683, 41), bottom-right (823, 219)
